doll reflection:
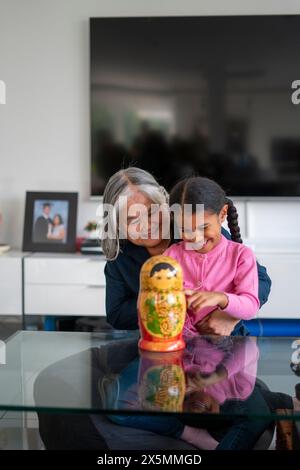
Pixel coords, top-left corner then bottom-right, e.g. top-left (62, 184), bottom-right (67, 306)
top-left (138, 350), bottom-right (186, 412)
top-left (138, 336), bottom-right (258, 413)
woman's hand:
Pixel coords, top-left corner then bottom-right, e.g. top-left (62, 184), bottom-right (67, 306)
top-left (196, 309), bottom-right (240, 336)
top-left (185, 290), bottom-right (228, 311)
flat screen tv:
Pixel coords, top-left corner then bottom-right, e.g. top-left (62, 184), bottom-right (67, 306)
top-left (90, 16), bottom-right (300, 197)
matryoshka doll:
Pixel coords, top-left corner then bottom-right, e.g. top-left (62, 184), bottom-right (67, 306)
top-left (138, 349), bottom-right (186, 412)
top-left (138, 255), bottom-right (186, 352)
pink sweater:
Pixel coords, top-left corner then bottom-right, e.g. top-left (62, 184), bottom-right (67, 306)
top-left (183, 336), bottom-right (258, 403)
top-left (164, 235), bottom-right (259, 330)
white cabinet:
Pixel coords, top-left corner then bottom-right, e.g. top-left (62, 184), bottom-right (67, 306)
top-left (0, 252), bottom-right (22, 315)
top-left (256, 253), bottom-right (300, 319)
top-left (25, 255), bottom-right (106, 286)
top-left (2, 245), bottom-right (300, 321)
top-left (25, 284), bottom-right (105, 316)
top-left (24, 253), bottom-right (106, 316)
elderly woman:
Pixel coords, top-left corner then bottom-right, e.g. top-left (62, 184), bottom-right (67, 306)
top-left (102, 167), bottom-right (271, 336)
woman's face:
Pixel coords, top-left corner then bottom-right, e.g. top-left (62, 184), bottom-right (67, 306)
top-left (122, 188), bottom-right (168, 248)
top-left (53, 215), bottom-right (60, 226)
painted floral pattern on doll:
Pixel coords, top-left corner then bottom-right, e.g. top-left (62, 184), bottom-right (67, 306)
top-left (138, 255), bottom-right (186, 351)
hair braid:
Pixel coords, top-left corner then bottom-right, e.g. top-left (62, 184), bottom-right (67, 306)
top-left (226, 198), bottom-right (243, 244)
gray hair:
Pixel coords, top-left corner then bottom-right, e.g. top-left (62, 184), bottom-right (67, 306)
top-left (101, 167), bottom-right (169, 260)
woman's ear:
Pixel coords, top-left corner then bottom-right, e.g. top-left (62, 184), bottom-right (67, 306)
top-left (219, 204), bottom-right (228, 223)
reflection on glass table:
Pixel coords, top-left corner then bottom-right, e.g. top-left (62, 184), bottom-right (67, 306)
top-left (1, 331), bottom-right (300, 450)
top-left (0, 331), bottom-right (299, 421)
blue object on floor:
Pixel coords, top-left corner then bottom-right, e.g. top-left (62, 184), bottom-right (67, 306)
top-left (244, 319), bottom-right (300, 336)
top-left (44, 317), bottom-right (57, 331)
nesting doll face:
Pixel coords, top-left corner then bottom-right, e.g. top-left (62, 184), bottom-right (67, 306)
top-left (149, 263), bottom-right (178, 291)
top-left (140, 255), bottom-right (183, 292)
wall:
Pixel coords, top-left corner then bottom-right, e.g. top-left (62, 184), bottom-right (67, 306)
top-left (1, 0), bottom-right (300, 248)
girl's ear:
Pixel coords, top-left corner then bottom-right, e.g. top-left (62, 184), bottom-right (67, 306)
top-left (219, 204), bottom-right (228, 223)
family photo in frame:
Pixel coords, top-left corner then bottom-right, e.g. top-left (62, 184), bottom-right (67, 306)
top-left (22, 192), bottom-right (78, 253)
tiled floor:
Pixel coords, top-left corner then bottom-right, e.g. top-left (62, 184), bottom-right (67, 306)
top-left (0, 319), bottom-right (44, 449)
top-left (0, 317), bottom-right (22, 341)
top-left (0, 411), bottom-right (44, 450)
top-left (0, 318), bottom-right (111, 450)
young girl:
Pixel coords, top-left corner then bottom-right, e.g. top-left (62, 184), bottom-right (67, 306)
top-left (164, 176), bottom-right (260, 335)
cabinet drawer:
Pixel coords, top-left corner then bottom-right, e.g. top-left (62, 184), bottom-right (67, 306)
top-left (0, 257), bottom-right (22, 315)
top-left (25, 285), bottom-right (106, 316)
top-left (25, 258), bottom-right (106, 286)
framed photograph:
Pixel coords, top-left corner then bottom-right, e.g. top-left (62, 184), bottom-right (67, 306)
top-left (22, 192), bottom-right (78, 253)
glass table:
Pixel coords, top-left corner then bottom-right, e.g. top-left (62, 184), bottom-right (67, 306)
top-left (0, 331), bottom-right (299, 416)
top-left (0, 331), bottom-right (299, 449)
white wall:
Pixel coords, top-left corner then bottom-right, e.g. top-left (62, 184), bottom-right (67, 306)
top-left (1, 0), bottom-right (300, 248)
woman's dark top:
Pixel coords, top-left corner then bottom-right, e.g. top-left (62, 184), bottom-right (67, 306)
top-left (104, 227), bottom-right (272, 331)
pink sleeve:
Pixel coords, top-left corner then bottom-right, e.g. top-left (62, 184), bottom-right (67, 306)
top-left (222, 337), bottom-right (259, 378)
top-left (223, 246), bottom-right (259, 320)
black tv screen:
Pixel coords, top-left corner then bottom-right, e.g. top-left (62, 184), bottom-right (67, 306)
top-left (90, 16), bottom-right (300, 197)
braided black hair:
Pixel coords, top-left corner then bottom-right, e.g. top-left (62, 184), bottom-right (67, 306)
top-left (169, 177), bottom-right (243, 244)
top-left (226, 198), bottom-right (243, 243)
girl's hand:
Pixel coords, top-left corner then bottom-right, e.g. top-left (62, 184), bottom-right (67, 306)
top-left (196, 309), bottom-right (240, 336)
top-left (186, 367), bottom-right (228, 393)
top-left (185, 290), bottom-right (228, 311)
top-left (186, 373), bottom-right (219, 392)
top-left (184, 390), bottom-right (220, 414)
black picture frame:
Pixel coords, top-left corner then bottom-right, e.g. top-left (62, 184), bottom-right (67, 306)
top-left (22, 191), bottom-right (78, 253)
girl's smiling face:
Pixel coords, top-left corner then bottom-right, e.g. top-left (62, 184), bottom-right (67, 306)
top-left (177, 206), bottom-right (227, 253)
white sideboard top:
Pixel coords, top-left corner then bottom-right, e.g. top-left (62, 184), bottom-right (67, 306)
top-left (244, 238), bottom-right (300, 254)
top-left (0, 251), bottom-right (28, 259)
top-left (2, 239), bottom-right (300, 259)
top-left (25, 252), bottom-right (106, 260)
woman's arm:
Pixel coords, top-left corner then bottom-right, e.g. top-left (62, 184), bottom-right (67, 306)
top-left (256, 262), bottom-right (272, 307)
top-left (221, 227), bottom-right (272, 308)
top-left (105, 262), bottom-right (139, 330)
